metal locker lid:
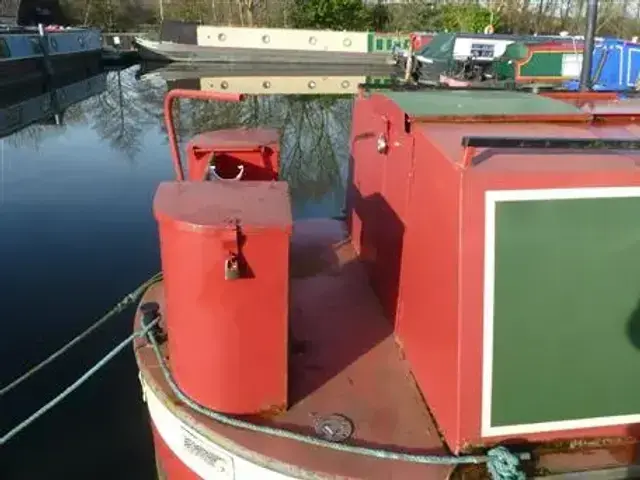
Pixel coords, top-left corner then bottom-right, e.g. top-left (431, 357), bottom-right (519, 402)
top-left (187, 128), bottom-right (281, 152)
top-left (153, 181), bottom-right (292, 234)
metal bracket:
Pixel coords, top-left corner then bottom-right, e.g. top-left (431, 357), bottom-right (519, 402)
top-left (209, 164), bottom-right (245, 181)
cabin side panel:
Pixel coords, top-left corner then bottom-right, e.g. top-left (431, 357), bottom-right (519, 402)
top-left (395, 130), bottom-right (462, 450)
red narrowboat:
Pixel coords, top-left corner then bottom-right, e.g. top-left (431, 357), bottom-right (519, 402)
top-left (134, 86), bottom-right (640, 479)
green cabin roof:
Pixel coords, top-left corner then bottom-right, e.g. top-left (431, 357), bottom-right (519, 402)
top-left (380, 90), bottom-right (583, 117)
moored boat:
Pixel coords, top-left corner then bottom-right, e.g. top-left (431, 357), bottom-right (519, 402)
top-left (132, 74), bottom-right (640, 480)
top-left (394, 31), bottom-right (572, 83)
top-left (493, 39), bottom-right (585, 83)
top-left (138, 62), bottom-right (396, 94)
top-left (133, 22), bottom-right (405, 66)
top-left (437, 36), bottom-right (640, 92)
top-left (133, 36), bottom-right (394, 66)
top-left (0, 25), bottom-right (102, 88)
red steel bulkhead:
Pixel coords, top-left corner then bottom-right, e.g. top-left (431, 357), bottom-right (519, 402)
top-left (163, 89), bottom-right (281, 182)
top-left (349, 90), bottom-right (640, 453)
top-left (154, 181), bottom-right (292, 415)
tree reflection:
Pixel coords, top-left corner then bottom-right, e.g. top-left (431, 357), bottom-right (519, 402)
top-left (167, 92), bottom-right (351, 205)
top-left (3, 65), bottom-right (352, 214)
top-left (5, 66), bottom-right (163, 158)
top-left (79, 67), bottom-right (164, 160)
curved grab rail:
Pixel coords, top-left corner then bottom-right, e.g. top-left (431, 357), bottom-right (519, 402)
top-left (209, 164), bottom-right (245, 181)
top-left (163, 89), bottom-right (245, 181)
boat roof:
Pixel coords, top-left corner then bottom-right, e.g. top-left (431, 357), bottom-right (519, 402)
top-left (379, 90), bottom-right (586, 121)
top-left (418, 120), bottom-right (640, 173)
top-left (441, 32), bottom-right (568, 41)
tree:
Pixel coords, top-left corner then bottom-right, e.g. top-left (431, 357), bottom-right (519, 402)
top-left (236, 0), bottom-right (258, 26)
top-left (290, 0), bottom-right (372, 31)
top-left (370, 1), bottom-right (391, 32)
top-left (437, 3), bottom-right (499, 33)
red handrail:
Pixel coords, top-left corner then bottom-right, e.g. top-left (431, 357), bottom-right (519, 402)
top-left (163, 89), bottom-right (245, 181)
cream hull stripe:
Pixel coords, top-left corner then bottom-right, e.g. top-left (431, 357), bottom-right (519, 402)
top-left (141, 378), bottom-right (297, 479)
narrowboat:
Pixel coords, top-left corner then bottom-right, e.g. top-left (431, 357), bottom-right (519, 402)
top-left (132, 4), bottom-right (640, 478)
top-left (477, 36), bottom-right (640, 92)
top-left (562, 38), bottom-right (640, 92)
top-left (0, 25), bottom-right (102, 88)
top-left (134, 84), bottom-right (640, 480)
top-left (396, 32), bottom-right (576, 83)
top-left (493, 38), bottom-right (585, 83)
top-left (133, 34), bottom-right (640, 480)
top-left (137, 62), bottom-right (396, 94)
top-left (133, 21), bottom-right (396, 66)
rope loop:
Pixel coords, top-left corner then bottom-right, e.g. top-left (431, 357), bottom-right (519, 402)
top-left (487, 446), bottom-right (527, 480)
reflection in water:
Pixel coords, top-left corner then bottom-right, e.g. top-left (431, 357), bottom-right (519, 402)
top-left (170, 92), bottom-right (352, 216)
top-left (6, 65), bottom-right (355, 217)
top-left (1, 72), bottom-right (107, 144)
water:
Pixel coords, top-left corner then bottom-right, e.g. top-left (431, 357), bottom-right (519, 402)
top-left (0, 65), bottom-right (354, 479)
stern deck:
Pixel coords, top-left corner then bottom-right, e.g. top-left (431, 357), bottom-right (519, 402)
top-left (134, 219), bottom-right (452, 479)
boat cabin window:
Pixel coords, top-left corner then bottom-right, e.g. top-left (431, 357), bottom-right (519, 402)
top-left (470, 43), bottom-right (495, 58)
top-left (0, 39), bottom-right (8, 59)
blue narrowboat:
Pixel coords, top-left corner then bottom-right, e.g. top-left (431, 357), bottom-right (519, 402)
top-left (564, 37), bottom-right (640, 91)
top-left (0, 25), bottom-right (103, 88)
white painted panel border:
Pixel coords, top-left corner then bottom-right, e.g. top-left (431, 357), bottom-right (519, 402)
top-left (482, 187), bottom-right (640, 438)
top-left (627, 47), bottom-right (640, 86)
top-left (141, 378), bottom-right (298, 479)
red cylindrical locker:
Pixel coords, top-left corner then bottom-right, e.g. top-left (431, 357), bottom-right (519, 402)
top-left (186, 128), bottom-right (280, 182)
top-left (154, 180), bottom-right (292, 414)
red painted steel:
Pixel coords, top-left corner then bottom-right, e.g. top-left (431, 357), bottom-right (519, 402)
top-left (151, 424), bottom-right (198, 480)
top-left (154, 180), bottom-right (292, 414)
top-left (349, 91), bottom-right (640, 453)
top-left (163, 89), bottom-right (245, 181)
top-left (349, 94), bottom-right (414, 326)
top-left (186, 128), bottom-right (280, 181)
top-left (410, 32), bottom-right (434, 51)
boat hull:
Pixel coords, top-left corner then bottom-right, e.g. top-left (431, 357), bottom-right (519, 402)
top-left (0, 28), bottom-right (103, 87)
top-left (134, 38), bottom-right (393, 66)
top-left (135, 218), bottom-right (455, 480)
top-left (136, 216), bottom-right (640, 478)
top-left (145, 379), bottom-right (298, 480)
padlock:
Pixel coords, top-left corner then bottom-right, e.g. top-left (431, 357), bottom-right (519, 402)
top-left (224, 255), bottom-right (241, 280)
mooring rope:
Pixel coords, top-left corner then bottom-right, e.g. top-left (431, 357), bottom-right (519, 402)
top-left (0, 273), bottom-right (163, 397)
top-left (0, 318), bottom-right (159, 446)
top-left (143, 321), bottom-right (528, 479)
top-left (0, 270), bottom-right (527, 479)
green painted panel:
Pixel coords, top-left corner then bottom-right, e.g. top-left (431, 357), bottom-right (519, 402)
top-left (491, 196), bottom-right (640, 427)
top-left (495, 43), bottom-right (529, 80)
top-left (501, 42), bottom-right (530, 61)
top-left (367, 33), bottom-right (409, 53)
top-left (520, 51), bottom-right (565, 78)
top-left (366, 76), bottom-right (393, 87)
top-left (381, 90), bottom-right (582, 117)
top-left (494, 60), bottom-right (516, 81)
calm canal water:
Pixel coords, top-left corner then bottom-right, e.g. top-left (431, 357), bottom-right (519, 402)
top-left (0, 65), bottom-right (353, 479)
